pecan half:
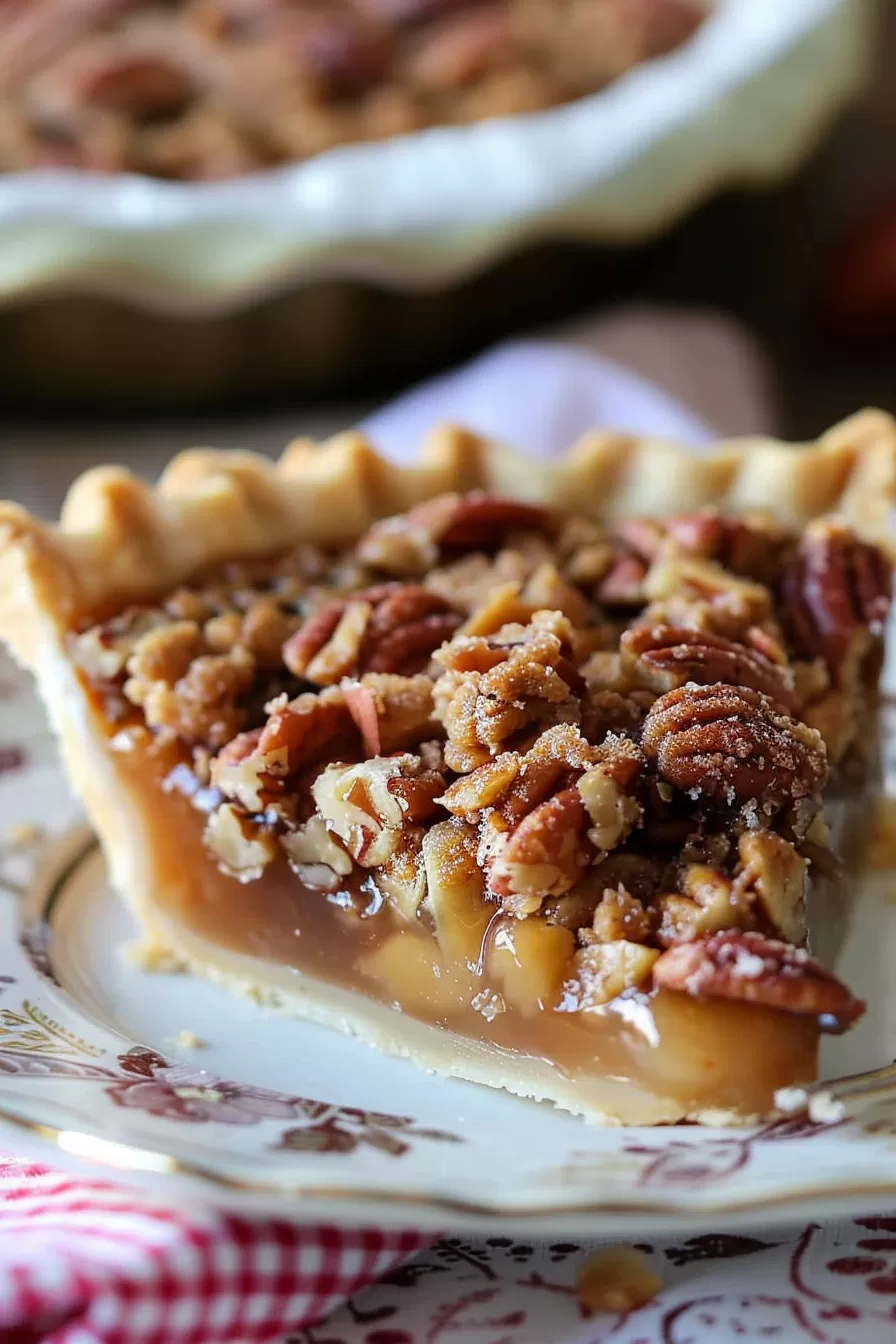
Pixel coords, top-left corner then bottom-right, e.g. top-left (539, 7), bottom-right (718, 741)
top-left (282, 583), bottom-right (460, 682)
top-left (362, 584), bottom-right (461, 673)
top-left (356, 492), bottom-right (552, 575)
top-left (652, 931), bottom-right (865, 1032)
top-left (617, 511), bottom-right (791, 583)
top-left (621, 624), bottom-right (798, 709)
top-left (420, 491), bottom-right (552, 550)
top-left (595, 552), bottom-right (648, 606)
top-left (641, 684), bottom-right (827, 811)
top-left (780, 522), bottom-right (891, 679)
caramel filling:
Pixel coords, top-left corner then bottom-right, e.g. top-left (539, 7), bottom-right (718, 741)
top-left (112, 733), bottom-right (827, 1122)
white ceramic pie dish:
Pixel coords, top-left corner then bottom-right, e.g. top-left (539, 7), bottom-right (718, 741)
top-left (0, 0), bottom-right (871, 315)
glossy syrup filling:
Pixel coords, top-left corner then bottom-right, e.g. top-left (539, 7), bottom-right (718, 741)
top-left (101, 730), bottom-right (870, 1123)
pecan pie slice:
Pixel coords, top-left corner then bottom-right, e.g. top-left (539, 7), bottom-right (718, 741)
top-left (1, 412), bottom-right (893, 1125)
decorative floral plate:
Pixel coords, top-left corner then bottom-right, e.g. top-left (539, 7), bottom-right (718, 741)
top-left (1, 646), bottom-right (896, 1236)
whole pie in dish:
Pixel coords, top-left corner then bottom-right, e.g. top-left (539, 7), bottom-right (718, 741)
top-left (0, 0), bottom-right (707, 178)
top-left (0, 411), bottom-right (893, 1125)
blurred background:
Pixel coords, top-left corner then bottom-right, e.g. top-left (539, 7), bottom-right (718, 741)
top-left (0, 0), bottom-right (893, 514)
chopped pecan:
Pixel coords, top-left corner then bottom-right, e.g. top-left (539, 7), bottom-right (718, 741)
top-left (404, 6), bottom-right (512, 90)
top-left (621, 624), bottom-right (798, 709)
top-left (735, 831), bottom-right (807, 945)
top-left (425, 551), bottom-right (534, 614)
top-left (652, 930), bottom-right (865, 1031)
top-left (438, 752), bottom-right (521, 817)
top-left (375, 826), bottom-right (429, 922)
top-left (124, 620), bottom-right (204, 691)
top-left (282, 814), bottom-right (353, 891)
top-left (212, 684), bottom-right (357, 812)
top-left (641, 684), bottom-right (827, 812)
top-left (433, 612), bottom-right (581, 771)
top-left (312, 754), bottom-right (444, 867)
top-left (542, 876), bottom-right (606, 931)
top-left (520, 562), bottom-right (595, 627)
top-left (561, 940), bottom-right (660, 1010)
top-left (139, 646), bottom-right (255, 748)
top-left (423, 817), bottom-right (491, 962)
top-left (780, 521), bottom-right (891, 680)
top-left (71, 608), bottom-right (170, 681)
top-left (362, 584), bottom-right (461, 673)
top-left (487, 787), bottom-right (588, 915)
top-left (281, 600), bottom-right (355, 678)
top-left (438, 722), bottom-right (598, 822)
top-left (576, 755), bottom-right (642, 851)
top-left (453, 580), bottom-right (534, 638)
top-left (414, 491), bottom-right (552, 550)
top-left (204, 802), bottom-right (278, 881)
top-left (645, 556), bottom-right (772, 629)
top-left (655, 863), bottom-right (753, 947)
top-left (595, 552), bottom-right (648, 606)
top-left (617, 511), bottom-right (791, 584)
top-left (590, 851), bottom-right (665, 903)
top-left (283, 598), bottom-right (372, 683)
top-left (357, 492), bottom-right (552, 576)
top-left (283, 583), bottom-right (460, 683)
top-left (344, 673), bottom-right (437, 756)
top-left (238, 598), bottom-right (299, 669)
top-left (584, 885), bottom-right (655, 945)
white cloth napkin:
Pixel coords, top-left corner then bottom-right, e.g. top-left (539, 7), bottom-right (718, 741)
top-left (363, 306), bottom-right (778, 458)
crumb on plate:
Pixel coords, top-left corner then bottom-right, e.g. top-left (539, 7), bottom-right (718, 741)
top-left (576, 1246), bottom-right (662, 1316)
top-left (124, 939), bottom-right (187, 974)
top-left (5, 821), bottom-right (42, 847)
top-left (171, 1030), bottom-right (206, 1050)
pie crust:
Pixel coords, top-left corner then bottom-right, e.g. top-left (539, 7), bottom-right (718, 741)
top-left (1, 410), bottom-right (893, 1126)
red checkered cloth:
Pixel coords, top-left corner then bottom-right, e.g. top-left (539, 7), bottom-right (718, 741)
top-left (0, 1157), bottom-right (430, 1344)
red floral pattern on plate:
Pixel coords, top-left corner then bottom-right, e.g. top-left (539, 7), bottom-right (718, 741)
top-left (107, 1065), bottom-right (308, 1125)
top-left (296, 1221), bottom-right (896, 1342)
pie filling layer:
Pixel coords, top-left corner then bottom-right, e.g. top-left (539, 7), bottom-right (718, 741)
top-left (70, 492), bottom-right (890, 1121)
top-left (0, 2), bottom-right (708, 179)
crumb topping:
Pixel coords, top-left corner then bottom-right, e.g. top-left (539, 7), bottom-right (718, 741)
top-left (70, 493), bottom-right (890, 1026)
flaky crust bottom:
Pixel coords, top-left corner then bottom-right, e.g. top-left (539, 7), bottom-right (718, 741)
top-left (2, 412), bottom-right (894, 1126)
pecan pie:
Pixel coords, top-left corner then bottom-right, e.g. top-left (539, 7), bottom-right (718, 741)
top-left (0, 0), bottom-right (707, 177)
top-left (1, 411), bottom-right (893, 1124)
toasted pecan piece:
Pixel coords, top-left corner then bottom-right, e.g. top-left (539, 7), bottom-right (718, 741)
top-left (736, 831), bottom-right (807, 946)
top-left (641, 683), bottom-right (827, 811)
top-left (780, 521), bottom-right (891, 680)
top-left (313, 754), bottom-right (444, 867)
top-left (652, 930), bottom-right (865, 1031)
top-left (415, 491), bottom-right (552, 550)
top-left (356, 491), bottom-right (552, 576)
top-left (487, 787), bottom-right (590, 916)
top-left (283, 583), bottom-right (460, 682)
top-left (621, 624), bottom-right (798, 709)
